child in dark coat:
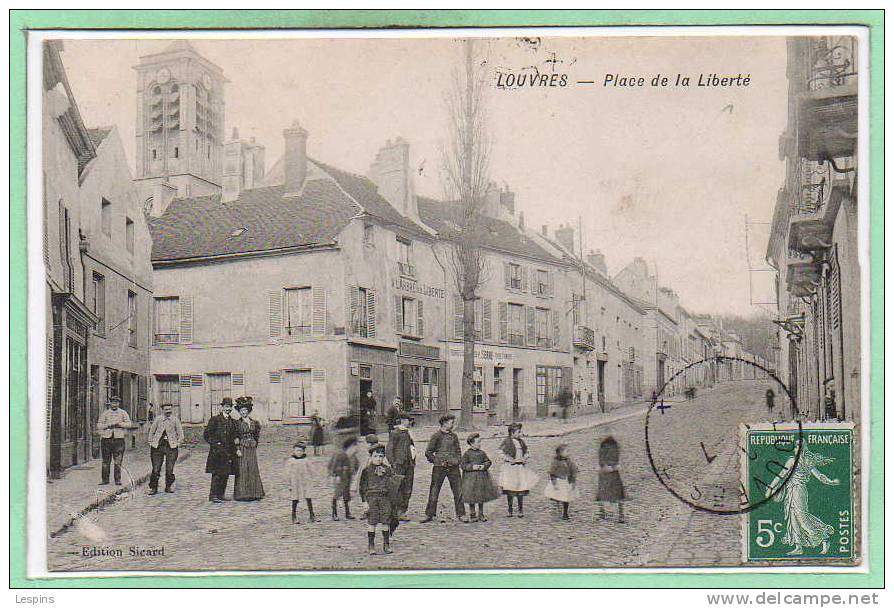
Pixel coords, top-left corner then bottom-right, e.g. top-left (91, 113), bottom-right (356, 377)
top-left (359, 444), bottom-right (401, 555)
top-left (460, 433), bottom-right (501, 522)
top-left (596, 436), bottom-right (626, 523)
top-left (328, 436), bottom-right (359, 520)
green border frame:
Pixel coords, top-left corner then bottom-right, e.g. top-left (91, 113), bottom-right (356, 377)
top-left (9, 9), bottom-right (884, 588)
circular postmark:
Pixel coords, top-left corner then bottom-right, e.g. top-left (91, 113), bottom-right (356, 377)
top-left (644, 356), bottom-right (805, 515)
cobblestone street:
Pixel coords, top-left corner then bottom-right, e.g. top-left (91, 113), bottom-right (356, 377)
top-left (48, 380), bottom-right (772, 572)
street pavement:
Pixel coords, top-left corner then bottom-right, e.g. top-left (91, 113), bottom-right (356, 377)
top-left (47, 380), bottom-right (774, 572)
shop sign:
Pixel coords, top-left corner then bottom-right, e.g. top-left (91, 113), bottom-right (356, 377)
top-left (399, 341), bottom-right (440, 360)
top-left (449, 346), bottom-right (515, 364)
top-left (392, 276), bottom-right (446, 299)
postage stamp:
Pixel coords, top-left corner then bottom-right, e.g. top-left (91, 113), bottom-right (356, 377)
top-left (741, 422), bottom-right (855, 563)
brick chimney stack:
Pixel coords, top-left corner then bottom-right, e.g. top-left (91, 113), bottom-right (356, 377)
top-left (586, 249), bottom-right (607, 276)
top-left (555, 224), bottom-right (575, 253)
top-left (283, 120), bottom-right (309, 194)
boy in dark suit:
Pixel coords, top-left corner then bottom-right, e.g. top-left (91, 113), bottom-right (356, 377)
top-left (359, 444), bottom-right (403, 555)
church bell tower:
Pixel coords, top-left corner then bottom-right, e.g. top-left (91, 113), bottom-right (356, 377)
top-left (133, 40), bottom-right (227, 216)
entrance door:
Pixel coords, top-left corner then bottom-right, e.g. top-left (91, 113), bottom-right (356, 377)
top-left (596, 361), bottom-right (606, 409)
top-left (512, 368), bottom-right (522, 421)
top-left (359, 379), bottom-right (373, 413)
top-left (657, 356), bottom-right (666, 391)
top-left (284, 370), bottom-right (311, 418)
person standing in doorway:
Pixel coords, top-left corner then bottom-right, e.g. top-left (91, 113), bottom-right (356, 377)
top-left (204, 397), bottom-right (238, 503)
top-left (359, 391), bottom-right (377, 436)
top-left (421, 414), bottom-right (465, 523)
top-left (96, 396), bottom-right (135, 486)
top-left (385, 413), bottom-right (416, 521)
top-left (147, 404), bottom-right (183, 495)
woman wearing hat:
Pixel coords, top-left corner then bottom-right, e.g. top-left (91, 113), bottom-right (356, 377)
top-left (233, 396), bottom-right (265, 501)
top-left (498, 423), bottom-right (539, 518)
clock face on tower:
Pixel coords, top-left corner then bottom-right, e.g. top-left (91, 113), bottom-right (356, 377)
top-left (156, 67), bottom-right (171, 84)
top-left (202, 73), bottom-right (212, 90)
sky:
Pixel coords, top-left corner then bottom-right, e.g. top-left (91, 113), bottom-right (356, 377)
top-left (58, 34), bottom-right (787, 317)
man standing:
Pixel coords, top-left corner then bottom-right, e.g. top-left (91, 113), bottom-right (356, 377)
top-left (147, 404), bottom-right (184, 495)
top-left (359, 391), bottom-right (377, 436)
top-left (385, 397), bottom-right (403, 435)
top-left (421, 414), bottom-right (465, 523)
top-left (204, 397), bottom-right (238, 503)
top-left (96, 396), bottom-right (134, 486)
top-left (385, 413), bottom-right (416, 521)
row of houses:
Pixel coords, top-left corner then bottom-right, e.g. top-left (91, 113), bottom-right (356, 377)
top-left (43, 40), bottom-right (766, 476)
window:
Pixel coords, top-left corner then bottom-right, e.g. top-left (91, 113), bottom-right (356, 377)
top-left (173, 146), bottom-right (179, 159)
top-left (422, 367), bottom-right (439, 410)
top-left (156, 375), bottom-right (181, 420)
top-left (127, 291), bottom-right (138, 347)
top-left (357, 287), bottom-right (369, 337)
top-left (91, 273), bottom-right (105, 335)
top-left (535, 308), bottom-right (550, 347)
top-left (401, 296), bottom-right (417, 335)
top-left (508, 263), bottom-right (522, 290)
top-left (473, 366), bottom-right (484, 410)
top-left (208, 373), bottom-right (232, 411)
top-left (154, 296), bottom-right (180, 344)
top-left (105, 368), bottom-right (120, 402)
top-left (508, 303), bottom-right (525, 346)
top-left (284, 370), bottom-right (311, 418)
top-left (536, 366), bottom-right (563, 405)
top-left (151, 149), bottom-right (157, 160)
top-left (397, 238), bottom-right (414, 276)
top-left (535, 269), bottom-right (549, 295)
top-left (629, 346), bottom-right (636, 361)
top-left (284, 287), bottom-right (312, 336)
top-left (125, 217), bottom-right (134, 254)
top-left (363, 223), bottom-right (375, 247)
top-left (101, 199), bottom-right (112, 236)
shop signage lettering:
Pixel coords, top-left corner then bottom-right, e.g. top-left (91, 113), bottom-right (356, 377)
top-left (392, 277), bottom-right (446, 299)
top-left (449, 346), bottom-right (515, 363)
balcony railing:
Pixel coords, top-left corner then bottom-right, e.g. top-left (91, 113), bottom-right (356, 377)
top-left (807, 36), bottom-right (857, 92)
top-left (573, 325), bottom-right (595, 350)
top-left (397, 261), bottom-right (416, 278)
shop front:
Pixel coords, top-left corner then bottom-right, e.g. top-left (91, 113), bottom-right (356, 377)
top-left (397, 341), bottom-right (446, 426)
top-left (348, 342), bottom-right (398, 425)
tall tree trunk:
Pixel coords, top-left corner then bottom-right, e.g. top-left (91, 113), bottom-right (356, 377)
top-left (459, 295), bottom-right (476, 430)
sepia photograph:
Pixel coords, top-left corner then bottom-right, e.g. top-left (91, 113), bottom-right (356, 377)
top-left (25, 23), bottom-right (870, 579)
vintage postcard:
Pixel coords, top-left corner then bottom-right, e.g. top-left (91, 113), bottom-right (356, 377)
top-left (13, 12), bottom-right (880, 589)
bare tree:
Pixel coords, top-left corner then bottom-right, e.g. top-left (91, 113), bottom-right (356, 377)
top-left (440, 39), bottom-right (491, 430)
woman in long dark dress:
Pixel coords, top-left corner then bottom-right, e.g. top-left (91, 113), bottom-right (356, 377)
top-left (233, 397), bottom-right (265, 501)
top-left (309, 413), bottom-right (326, 456)
top-left (596, 435), bottom-right (625, 523)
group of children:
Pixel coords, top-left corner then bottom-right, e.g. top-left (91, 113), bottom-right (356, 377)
top-left (284, 418), bottom-right (626, 556)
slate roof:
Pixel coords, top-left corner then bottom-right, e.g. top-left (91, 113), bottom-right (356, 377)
top-left (417, 196), bottom-right (562, 264)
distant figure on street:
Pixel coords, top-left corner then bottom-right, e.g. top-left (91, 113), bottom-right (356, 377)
top-left (233, 397), bottom-right (265, 501)
top-left (545, 443), bottom-right (579, 520)
top-left (421, 414), bottom-right (465, 523)
top-left (359, 391), bottom-right (377, 436)
top-left (385, 413), bottom-right (416, 521)
top-left (385, 397), bottom-right (403, 434)
top-left (309, 412), bottom-right (326, 456)
top-left (204, 397), bottom-right (238, 503)
top-left (460, 433), bottom-right (501, 522)
top-left (765, 388), bottom-right (776, 415)
top-left (146, 403), bottom-right (183, 495)
top-left (596, 435), bottom-right (626, 523)
top-left (823, 380), bottom-right (838, 421)
top-left (328, 436), bottom-right (359, 520)
top-left (286, 441), bottom-right (321, 524)
top-left (499, 423), bottom-right (538, 518)
top-left (96, 396), bottom-right (136, 486)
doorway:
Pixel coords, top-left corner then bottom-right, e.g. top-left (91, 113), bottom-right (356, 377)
top-left (596, 360), bottom-right (606, 410)
top-left (512, 368), bottom-right (522, 421)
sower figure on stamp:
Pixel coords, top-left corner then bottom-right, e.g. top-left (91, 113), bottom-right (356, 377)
top-left (385, 413), bottom-right (416, 521)
top-left (147, 403), bottom-right (184, 495)
top-left (421, 414), bottom-right (465, 523)
top-left (96, 396), bottom-right (136, 486)
top-left (204, 397), bottom-right (238, 503)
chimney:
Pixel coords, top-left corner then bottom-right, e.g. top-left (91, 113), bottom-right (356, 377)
top-left (541, 224), bottom-right (548, 237)
top-left (484, 181), bottom-right (501, 217)
top-left (500, 185), bottom-right (516, 215)
top-left (147, 181), bottom-right (178, 218)
top-left (555, 224), bottom-right (575, 252)
top-left (222, 127), bottom-right (243, 203)
top-left (586, 249), bottom-right (607, 275)
top-left (368, 137), bottom-right (419, 221)
top-left (283, 120), bottom-right (309, 194)
top-left (518, 211), bottom-right (525, 230)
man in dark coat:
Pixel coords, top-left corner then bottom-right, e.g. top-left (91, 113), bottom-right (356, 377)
top-left (204, 397), bottom-right (238, 503)
top-left (384, 397), bottom-right (403, 434)
top-left (385, 413), bottom-right (416, 521)
top-left (421, 414), bottom-right (465, 523)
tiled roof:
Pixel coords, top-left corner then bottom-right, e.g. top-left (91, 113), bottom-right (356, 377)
top-left (149, 179), bottom-right (359, 262)
top-left (417, 196), bottom-right (562, 264)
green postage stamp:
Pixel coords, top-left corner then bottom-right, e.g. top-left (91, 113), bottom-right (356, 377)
top-left (742, 422), bottom-right (856, 563)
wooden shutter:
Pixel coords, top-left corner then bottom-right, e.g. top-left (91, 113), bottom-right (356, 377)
top-left (482, 299), bottom-right (493, 341)
top-left (367, 288), bottom-right (377, 338)
top-left (453, 294), bottom-right (464, 339)
top-left (498, 302), bottom-right (509, 343)
top-left (347, 285), bottom-right (359, 336)
top-left (394, 294), bottom-right (403, 333)
top-left (503, 262), bottom-right (511, 289)
top-left (312, 369), bottom-right (327, 416)
top-left (547, 270), bottom-right (555, 297)
top-left (526, 306), bottom-right (536, 346)
top-left (312, 286), bottom-right (327, 336)
top-left (45, 335), bottom-right (54, 440)
top-left (417, 299), bottom-right (424, 337)
top-left (179, 296), bottom-right (193, 344)
top-left (268, 371), bottom-right (283, 421)
top-left (530, 268), bottom-right (538, 294)
top-left (520, 266), bottom-right (528, 292)
top-left (551, 309), bottom-right (560, 349)
top-left (268, 290), bottom-right (282, 340)
top-left (137, 375), bottom-right (148, 421)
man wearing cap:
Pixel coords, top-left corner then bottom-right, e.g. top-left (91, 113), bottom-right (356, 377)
top-left (204, 397), bottom-right (239, 503)
top-left (96, 396), bottom-right (135, 485)
top-left (146, 404), bottom-right (184, 495)
top-left (385, 413), bottom-right (416, 521)
top-left (421, 413), bottom-right (465, 523)
top-left (384, 397), bottom-right (403, 435)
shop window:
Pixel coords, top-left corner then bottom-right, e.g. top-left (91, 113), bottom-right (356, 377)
top-left (473, 366), bottom-right (485, 410)
top-left (422, 367), bottom-right (439, 410)
top-left (535, 366), bottom-right (563, 406)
